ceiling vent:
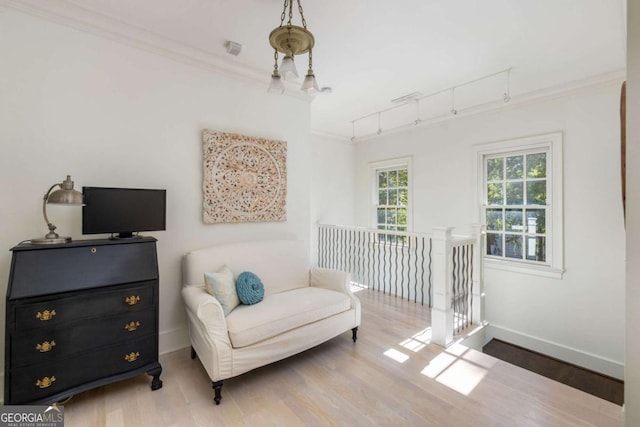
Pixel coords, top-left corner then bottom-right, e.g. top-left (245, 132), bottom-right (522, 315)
top-left (225, 41), bottom-right (242, 56)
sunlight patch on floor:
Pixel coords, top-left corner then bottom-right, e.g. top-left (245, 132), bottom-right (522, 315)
top-left (350, 282), bottom-right (368, 293)
top-left (399, 327), bottom-right (431, 352)
top-left (383, 348), bottom-right (410, 363)
top-left (421, 343), bottom-right (489, 396)
top-left (435, 359), bottom-right (488, 395)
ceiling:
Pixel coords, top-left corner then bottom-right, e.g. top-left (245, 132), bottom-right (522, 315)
top-left (7, 0), bottom-right (627, 139)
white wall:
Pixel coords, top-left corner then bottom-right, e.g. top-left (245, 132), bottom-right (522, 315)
top-left (354, 82), bottom-right (626, 378)
top-left (626, 0), bottom-right (639, 423)
top-left (310, 134), bottom-right (356, 227)
top-left (0, 9), bottom-right (312, 369)
top-left (309, 133), bottom-right (355, 264)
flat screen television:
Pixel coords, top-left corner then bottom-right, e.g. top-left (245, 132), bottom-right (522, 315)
top-left (82, 187), bottom-right (166, 239)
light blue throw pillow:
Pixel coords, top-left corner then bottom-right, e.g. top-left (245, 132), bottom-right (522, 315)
top-left (236, 272), bottom-right (264, 305)
top-left (204, 265), bottom-right (240, 316)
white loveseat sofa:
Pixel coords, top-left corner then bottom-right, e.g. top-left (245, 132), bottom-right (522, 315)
top-left (181, 239), bottom-right (361, 404)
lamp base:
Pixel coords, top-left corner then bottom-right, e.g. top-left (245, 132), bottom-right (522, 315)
top-left (30, 236), bottom-right (72, 245)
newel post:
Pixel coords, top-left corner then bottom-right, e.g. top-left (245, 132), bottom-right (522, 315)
top-left (431, 227), bottom-right (454, 347)
top-left (471, 224), bottom-right (486, 326)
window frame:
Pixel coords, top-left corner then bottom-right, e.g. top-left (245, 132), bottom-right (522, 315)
top-left (473, 133), bottom-right (564, 278)
top-left (369, 157), bottom-right (413, 234)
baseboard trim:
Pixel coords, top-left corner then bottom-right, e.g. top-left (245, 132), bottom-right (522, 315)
top-left (485, 324), bottom-right (624, 380)
top-left (159, 327), bottom-right (190, 356)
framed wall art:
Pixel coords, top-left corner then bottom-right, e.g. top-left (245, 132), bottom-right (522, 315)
top-left (202, 129), bottom-right (287, 224)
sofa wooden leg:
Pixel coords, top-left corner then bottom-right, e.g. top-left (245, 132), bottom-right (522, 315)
top-left (212, 380), bottom-right (223, 405)
top-left (352, 327), bottom-right (359, 342)
top-left (190, 346), bottom-right (197, 360)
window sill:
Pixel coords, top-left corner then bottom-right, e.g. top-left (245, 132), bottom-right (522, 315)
top-left (484, 258), bottom-right (564, 279)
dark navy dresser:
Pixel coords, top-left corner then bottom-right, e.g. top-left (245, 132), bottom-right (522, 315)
top-left (4, 237), bottom-right (162, 404)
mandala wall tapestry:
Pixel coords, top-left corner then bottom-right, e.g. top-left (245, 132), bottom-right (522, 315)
top-left (202, 129), bottom-right (287, 224)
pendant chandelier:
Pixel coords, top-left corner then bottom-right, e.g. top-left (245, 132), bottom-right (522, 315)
top-left (268, 0), bottom-right (319, 95)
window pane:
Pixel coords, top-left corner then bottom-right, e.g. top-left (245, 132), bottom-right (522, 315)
top-left (388, 170), bottom-right (397, 187)
top-left (526, 236), bottom-right (546, 262)
top-left (386, 208), bottom-right (397, 224)
top-left (527, 153), bottom-right (546, 178)
top-left (505, 209), bottom-right (523, 232)
top-left (378, 190), bottom-right (388, 205)
top-left (506, 182), bottom-right (523, 205)
top-left (398, 188), bottom-right (408, 206)
top-left (526, 209), bottom-right (546, 234)
top-left (378, 172), bottom-right (388, 188)
top-left (397, 169), bottom-right (408, 186)
top-left (505, 235), bottom-right (523, 259)
top-left (377, 225), bottom-right (386, 243)
top-left (486, 233), bottom-right (503, 256)
top-left (506, 155), bottom-right (524, 179)
top-left (527, 181), bottom-right (547, 205)
top-left (377, 208), bottom-right (385, 224)
top-left (486, 208), bottom-right (503, 231)
top-left (487, 158), bottom-right (503, 181)
top-left (388, 189), bottom-right (398, 205)
top-left (487, 183), bottom-right (503, 205)
top-left (397, 208), bottom-right (407, 225)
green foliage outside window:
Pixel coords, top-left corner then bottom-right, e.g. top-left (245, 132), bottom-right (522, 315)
top-left (376, 167), bottom-right (409, 244)
top-left (485, 151), bottom-right (547, 263)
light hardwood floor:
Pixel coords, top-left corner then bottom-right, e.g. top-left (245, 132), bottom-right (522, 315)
top-left (64, 289), bottom-right (623, 426)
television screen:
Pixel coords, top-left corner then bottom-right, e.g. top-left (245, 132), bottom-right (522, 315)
top-left (82, 187), bottom-right (166, 238)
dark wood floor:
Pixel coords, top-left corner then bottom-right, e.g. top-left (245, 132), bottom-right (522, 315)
top-left (483, 339), bottom-right (624, 406)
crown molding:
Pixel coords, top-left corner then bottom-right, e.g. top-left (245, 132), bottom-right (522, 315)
top-left (1, 0), bottom-right (312, 102)
top-left (310, 129), bottom-right (353, 144)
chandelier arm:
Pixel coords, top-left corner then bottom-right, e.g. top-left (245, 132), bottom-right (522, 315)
top-left (308, 48), bottom-right (313, 70)
top-left (297, 0), bottom-right (308, 29)
top-left (273, 49), bottom-right (279, 71)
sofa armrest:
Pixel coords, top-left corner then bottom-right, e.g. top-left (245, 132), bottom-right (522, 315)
top-left (309, 267), bottom-right (352, 293)
top-left (310, 267), bottom-right (361, 327)
top-left (181, 285), bottom-right (231, 347)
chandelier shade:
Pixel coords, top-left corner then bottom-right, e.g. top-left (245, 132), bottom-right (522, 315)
top-left (279, 55), bottom-right (299, 79)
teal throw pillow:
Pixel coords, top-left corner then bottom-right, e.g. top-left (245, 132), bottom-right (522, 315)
top-left (204, 265), bottom-right (240, 316)
top-left (236, 272), bottom-right (264, 305)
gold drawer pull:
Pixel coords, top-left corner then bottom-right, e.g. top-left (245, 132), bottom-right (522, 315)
top-left (36, 376), bottom-right (56, 389)
top-left (36, 310), bottom-right (56, 321)
top-left (125, 296), bottom-right (141, 306)
top-left (124, 352), bottom-right (140, 362)
top-left (36, 340), bottom-right (56, 353)
top-left (124, 321), bottom-right (141, 332)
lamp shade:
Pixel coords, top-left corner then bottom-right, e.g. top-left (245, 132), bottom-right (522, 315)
top-left (48, 187), bottom-right (84, 205)
top-left (268, 73), bottom-right (285, 95)
top-left (301, 72), bottom-right (320, 94)
top-left (280, 55), bottom-right (299, 80)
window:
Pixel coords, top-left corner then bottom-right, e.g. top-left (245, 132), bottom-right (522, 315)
top-left (485, 151), bottom-right (547, 262)
top-left (474, 133), bottom-right (563, 278)
top-left (370, 158), bottom-right (412, 243)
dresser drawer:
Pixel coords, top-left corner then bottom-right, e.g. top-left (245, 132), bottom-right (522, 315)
top-left (11, 282), bottom-right (155, 330)
top-left (10, 309), bottom-right (157, 368)
top-left (8, 335), bottom-right (157, 404)
top-left (9, 241), bottom-right (158, 299)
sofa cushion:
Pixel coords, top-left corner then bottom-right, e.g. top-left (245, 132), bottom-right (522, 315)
top-left (204, 265), bottom-right (239, 316)
top-left (225, 287), bottom-right (352, 348)
top-left (236, 271), bottom-right (264, 305)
